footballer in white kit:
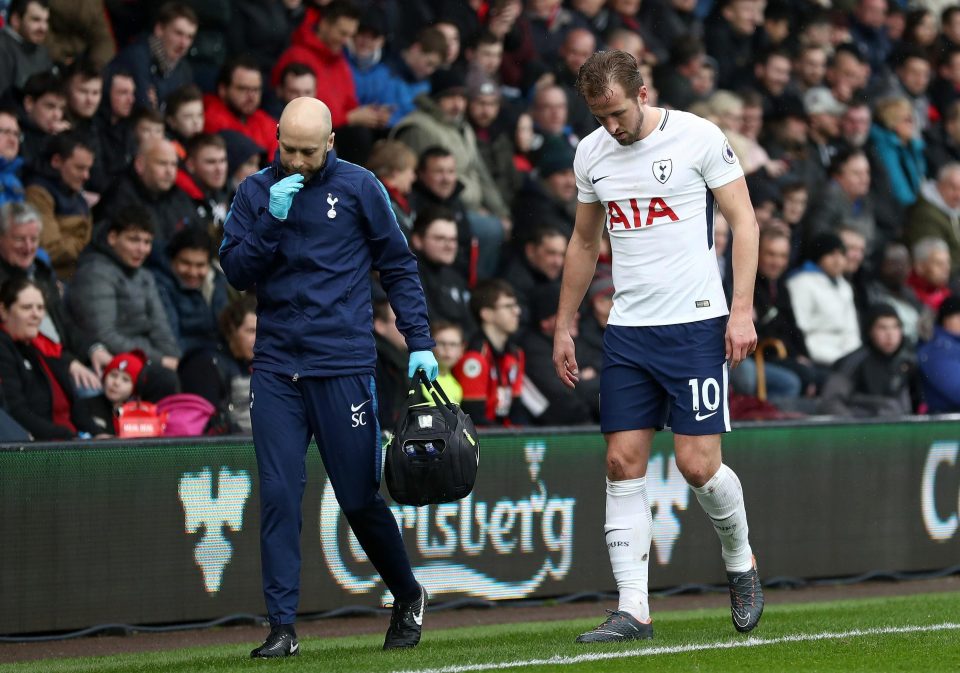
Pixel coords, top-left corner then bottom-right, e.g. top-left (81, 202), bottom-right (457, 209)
top-left (574, 108), bottom-right (743, 435)
top-left (553, 50), bottom-right (764, 645)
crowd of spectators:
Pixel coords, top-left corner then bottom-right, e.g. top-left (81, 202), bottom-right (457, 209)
top-left (2, 0), bottom-right (960, 439)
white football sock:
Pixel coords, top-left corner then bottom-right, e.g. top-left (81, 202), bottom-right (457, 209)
top-left (692, 464), bottom-right (753, 573)
top-left (605, 477), bottom-right (653, 622)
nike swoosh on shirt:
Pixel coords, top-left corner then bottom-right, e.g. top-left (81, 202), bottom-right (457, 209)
top-left (592, 175), bottom-right (610, 184)
top-left (351, 400), bottom-right (371, 412)
top-left (695, 411), bottom-right (718, 421)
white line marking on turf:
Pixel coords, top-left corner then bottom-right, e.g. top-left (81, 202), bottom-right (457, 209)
top-left (397, 622), bottom-right (960, 673)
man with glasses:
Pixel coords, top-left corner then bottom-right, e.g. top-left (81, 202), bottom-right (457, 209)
top-left (453, 278), bottom-right (526, 426)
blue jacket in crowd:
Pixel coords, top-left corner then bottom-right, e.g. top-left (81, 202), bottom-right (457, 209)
top-left (349, 51), bottom-right (431, 127)
top-left (220, 150), bottom-right (434, 378)
top-left (918, 326), bottom-right (960, 413)
top-left (869, 124), bottom-right (926, 208)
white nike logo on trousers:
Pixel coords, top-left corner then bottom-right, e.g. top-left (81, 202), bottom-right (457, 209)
top-left (351, 400), bottom-right (371, 412)
top-left (695, 410), bottom-right (718, 421)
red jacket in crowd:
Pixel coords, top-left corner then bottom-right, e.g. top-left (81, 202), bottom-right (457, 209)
top-left (271, 7), bottom-right (358, 128)
top-left (202, 94), bottom-right (279, 161)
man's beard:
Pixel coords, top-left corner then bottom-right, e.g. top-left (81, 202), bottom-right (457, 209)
top-left (614, 108), bottom-right (644, 145)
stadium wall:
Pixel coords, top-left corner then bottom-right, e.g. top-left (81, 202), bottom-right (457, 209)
top-left (2, 418), bottom-right (960, 635)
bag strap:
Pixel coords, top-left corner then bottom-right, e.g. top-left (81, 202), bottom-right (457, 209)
top-left (410, 369), bottom-right (458, 426)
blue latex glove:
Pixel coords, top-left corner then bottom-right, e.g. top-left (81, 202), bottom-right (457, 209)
top-left (408, 350), bottom-right (439, 381)
top-left (268, 173), bottom-right (304, 220)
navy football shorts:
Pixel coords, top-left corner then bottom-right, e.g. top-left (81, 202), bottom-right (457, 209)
top-left (599, 317), bottom-right (730, 436)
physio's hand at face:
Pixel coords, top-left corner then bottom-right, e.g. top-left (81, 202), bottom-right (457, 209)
top-left (269, 173), bottom-right (304, 220)
top-left (408, 350), bottom-right (439, 381)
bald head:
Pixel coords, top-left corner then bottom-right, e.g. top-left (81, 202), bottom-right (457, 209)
top-left (135, 138), bottom-right (178, 192)
top-left (277, 97), bottom-right (334, 181)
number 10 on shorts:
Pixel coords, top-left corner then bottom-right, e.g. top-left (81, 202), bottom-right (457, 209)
top-left (688, 377), bottom-right (721, 413)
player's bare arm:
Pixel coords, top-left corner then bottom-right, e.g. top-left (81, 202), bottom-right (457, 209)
top-left (553, 199), bottom-right (606, 388)
top-left (712, 176), bottom-right (759, 367)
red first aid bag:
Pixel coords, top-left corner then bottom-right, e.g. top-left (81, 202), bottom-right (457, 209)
top-left (114, 400), bottom-right (167, 438)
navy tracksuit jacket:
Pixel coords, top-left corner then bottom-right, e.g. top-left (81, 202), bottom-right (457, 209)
top-left (220, 150), bottom-right (433, 624)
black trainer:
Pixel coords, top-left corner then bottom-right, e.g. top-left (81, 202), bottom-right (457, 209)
top-left (728, 556), bottom-right (764, 633)
top-left (250, 624), bottom-right (299, 658)
top-left (575, 610), bottom-right (654, 644)
top-left (383, 583), bottom-right (427, 650)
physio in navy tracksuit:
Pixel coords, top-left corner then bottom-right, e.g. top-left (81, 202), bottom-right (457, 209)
top-left (220, 98), bottom-right (439, 658)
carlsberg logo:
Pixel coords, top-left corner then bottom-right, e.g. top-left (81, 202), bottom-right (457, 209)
top-left (179, 467), bottom-right (252, 594)
top-left (321, 440), bottom-right (575, 602)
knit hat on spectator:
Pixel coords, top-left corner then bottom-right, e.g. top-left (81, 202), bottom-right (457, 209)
top-left (865, 302), bottom-right (900, 329)
top-left (746, 173), bottom-right (780, 208)
top-left (536, 137), bottom-right (576, 177)
top-left (807, 232), bottom-right (845, 262)
top-left (220, 130), bottom-right (265, 176)
top-left (430, 69), bottom-right (467, 99)
top-left (937, 295), bottom-right (960, 325)
top-left (588, 275), bottom-right (615, 303)
top-left (529, 282), bottom-right (564, 325)
top-left (804, 87), bottom-right (846, 116)
top-left (358, 14), bottom-right (386, 37)
top-left (466, 72), bottom-right (500, 100)
top-left (103, 351), bottom-right (146, 387)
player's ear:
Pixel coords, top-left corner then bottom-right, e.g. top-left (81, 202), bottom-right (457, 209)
top-left (275, 124), bottom-right (280, 140)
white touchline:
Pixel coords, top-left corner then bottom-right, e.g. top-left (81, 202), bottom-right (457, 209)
top-left (395, 623), bottom-right (960, 673)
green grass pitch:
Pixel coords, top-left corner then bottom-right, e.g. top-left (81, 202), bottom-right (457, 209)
top-left (2, 592), bottom-right (959, 673)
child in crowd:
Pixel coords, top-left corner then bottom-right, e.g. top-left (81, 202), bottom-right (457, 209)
top-left (84, 351), bottom-right (145, 435)
top-left (427, 320), bottom-right (464, 405)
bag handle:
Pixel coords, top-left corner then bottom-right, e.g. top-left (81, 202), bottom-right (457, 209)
top-left (409, 369), bottom-right (458, 426)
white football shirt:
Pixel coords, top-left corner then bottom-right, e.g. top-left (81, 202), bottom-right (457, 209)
top-left (574, 108), bottom-right (744, 326)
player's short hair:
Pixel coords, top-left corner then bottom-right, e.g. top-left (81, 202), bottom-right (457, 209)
top-left (575, 50), bottom-right (644, 101)
top-left (366, 140), bottom-right (417, 179)
top-left (470, 278), bottom-right (515, 323)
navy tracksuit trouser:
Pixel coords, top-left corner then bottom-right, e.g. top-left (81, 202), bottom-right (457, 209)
top-left (250, 370), bottom-right (419, 625)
